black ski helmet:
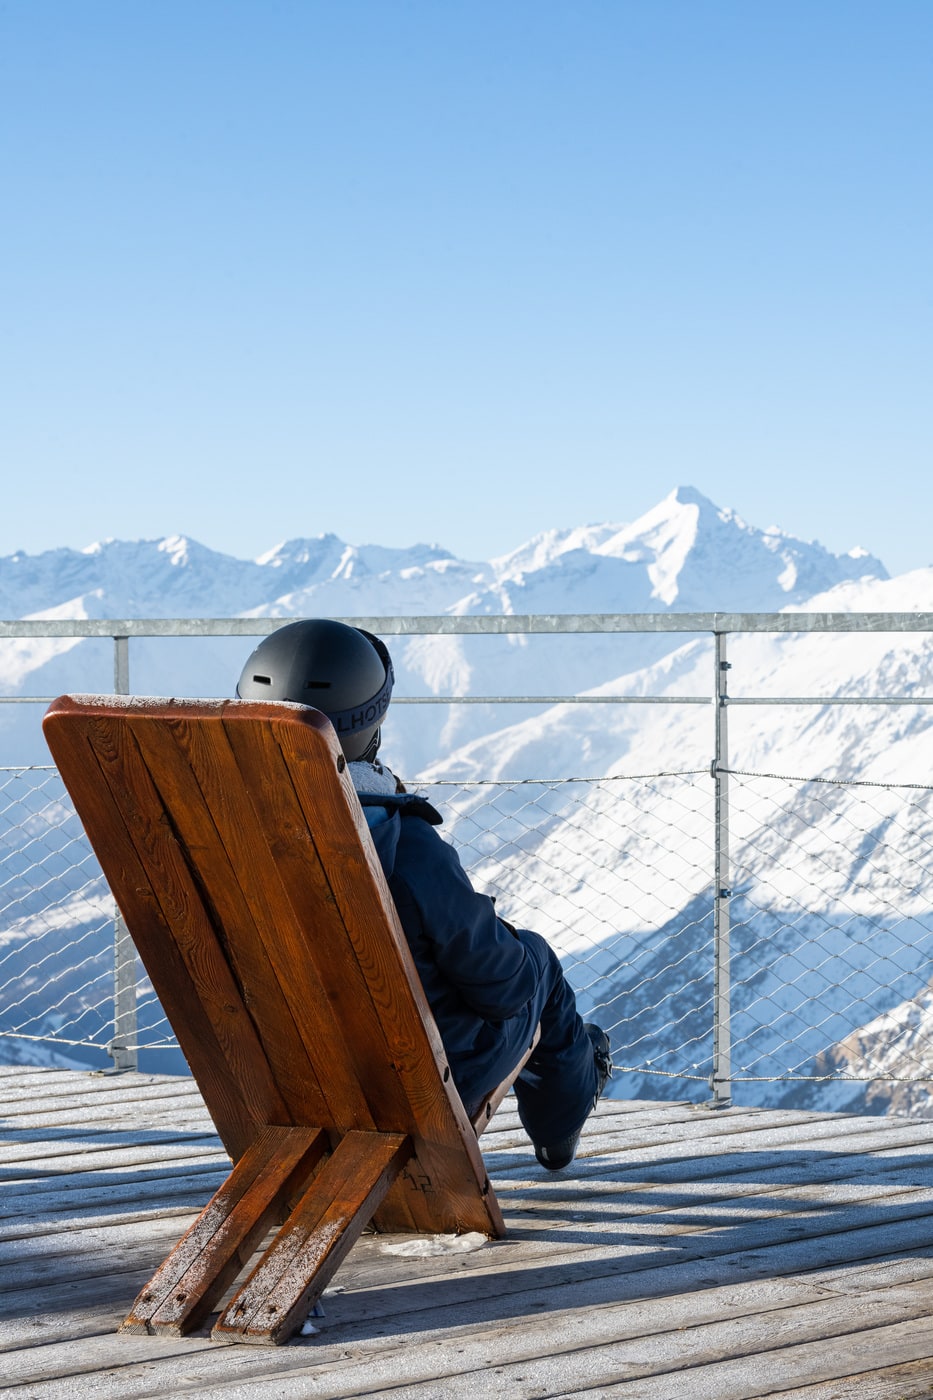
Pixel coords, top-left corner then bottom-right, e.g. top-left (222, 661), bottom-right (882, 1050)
top-left (236, 618), bottom-right (394, 761)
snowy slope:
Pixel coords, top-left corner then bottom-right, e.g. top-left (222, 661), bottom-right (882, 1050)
top-left (411, 565), bottom-right (933, 1110)
top-left (812, 981), bottom-right (933, 1118)
top-left (5, 486), bottom-right (928, 1096)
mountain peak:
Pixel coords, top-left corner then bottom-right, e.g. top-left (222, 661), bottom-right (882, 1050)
top-left (667, 484), bottom-right (717, 510)
top-left (587, 487), bottom-right (887, 608)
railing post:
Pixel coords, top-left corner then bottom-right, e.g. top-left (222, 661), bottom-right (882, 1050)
top-left (108, 634), bottom-right (138, 1072)
top-left (710, 630), bottom-right (732, 1106)
top-left (113, 633), bottom-right (130, 695)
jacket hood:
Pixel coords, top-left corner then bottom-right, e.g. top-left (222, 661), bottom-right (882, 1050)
top-left (358, 791), bottom-right (443, 878)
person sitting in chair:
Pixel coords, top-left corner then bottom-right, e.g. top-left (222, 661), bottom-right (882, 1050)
top-left (237, 618), bottom-right (611, 1170)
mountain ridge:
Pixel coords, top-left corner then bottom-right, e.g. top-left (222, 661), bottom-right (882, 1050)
top-left (1, 486), bottom-right (888, 622)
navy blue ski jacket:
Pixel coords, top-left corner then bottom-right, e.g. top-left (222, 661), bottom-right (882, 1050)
top-left (359, 792), bottom-right (546, 1108)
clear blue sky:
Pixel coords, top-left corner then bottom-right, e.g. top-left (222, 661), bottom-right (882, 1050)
top-left (2, 1), bottom-right (932, 574)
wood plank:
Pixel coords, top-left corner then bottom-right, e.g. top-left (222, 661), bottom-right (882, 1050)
top-left (8, 1158), bottom-right (933, 1308)
top-left (0, 1271), bottom-right (830, 1390)
top-left (583, 1317), bottom-right (933, 1400)
top-left (214, 1130), bottom-right (412, 1344)
top-left (10, 1136), bottom-right (930, 1321)
top-left (10, 1257), bottom-right (933, 1399)
top-left (248, 1283), bottom-right (933, 1399)
top-left (4, 1169), bottom-right (930, 1289)
top-left (29, 1250), bottom-right (933, 1372)
top-left (309, 1159), bottom-right (933, 1302)
top-left (221, 708), bottom-right (502, 1237)
top-left (335, 1298), bottom-right (933, 1400)
top-left (213, 710), bottom-right (423, 1236)
top-left (0, 1103), bottom-right (208, 1135)
top-left (284, 1198), bottom-right (933, 1336)
top-left (485, 1110), bottom-right (933, 1182)
top-left (127, 716), bottom-right (336, 1128)
top-left (2, 1068), bottom-right (195, 1115)
top-left (7, 1229), bottom-right (933, 1386)
top-left (93, 712), bottom-right (294, 1136)
top-left (779, 1359), bottom-right (933, 1399)
top-left (0, 1134), bottom-right (223, 1171)
top-left (0, 1213), bottom-right (198, 1293)
top-left (41, 704), bottom-right (278, 1160)
top-left (5, 1070), bottom-right (933, 1398)
top-left (0, 1169), bottom-right (229, 1239)
top-left (125, 1125), bottom-right (327, 1336)
top-left (273, 716), bottom-right (455, 1095)
top-left (1, 1099), bottom-right (212, 1134)
top-left (220, 714), bottom-right (425, 1129)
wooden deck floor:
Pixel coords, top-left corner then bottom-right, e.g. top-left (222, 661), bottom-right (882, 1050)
top-left (3, 1068), bottom-right (933, 1399)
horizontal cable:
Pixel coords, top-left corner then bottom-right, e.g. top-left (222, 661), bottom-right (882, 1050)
top-left (4, 610), bottom-right (933, 637)
top-left (393, 695), bottom-right (711, 705)
top-left (724, 767), bottom-right (933, 793)
top-left (420, 769), bottom-right (709, 786)
top-left (727, 696), bottom-right (933, 706)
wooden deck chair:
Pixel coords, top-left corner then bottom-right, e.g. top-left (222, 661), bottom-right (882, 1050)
top-left (43, 695), bottom-right (538, 1346)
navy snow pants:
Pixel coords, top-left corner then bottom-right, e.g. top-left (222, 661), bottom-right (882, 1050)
top-left (463, 928), bottom-right (599, 1147)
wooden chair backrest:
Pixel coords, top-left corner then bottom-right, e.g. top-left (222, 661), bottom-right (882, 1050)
top-left (43, 694), bottom-right (502, 1238)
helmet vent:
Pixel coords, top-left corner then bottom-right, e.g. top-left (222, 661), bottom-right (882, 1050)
top-left (252, 675), bottom-right (272, 685)
top-left (304, 680), bottom-right (331, 690)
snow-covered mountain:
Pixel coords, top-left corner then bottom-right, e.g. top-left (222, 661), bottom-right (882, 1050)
top-left (812, 980), bottom-right (933, 1118)
top-left (4, 485), bottom-right (932, 1112)
top-left (0, 485), bottom-right (886, 623)
top-left (0, 485), bottom-right (889, 770)
top-left (426, 585), bottom-right (933, 1114)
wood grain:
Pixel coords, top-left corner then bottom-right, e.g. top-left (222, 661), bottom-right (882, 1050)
top-left (10, 1071), bottom-right (933, 1396)
top-left (42, 694), bottom-right (506, 1302)
top-left (129, 716), bottom-right (335, 1126)
top-left (43, 702), bottom-right (273, 1161)
top-left (123, 1125), bottom-right (326, 1336)
top-left (212, 1130), bottom-right (412, 1345)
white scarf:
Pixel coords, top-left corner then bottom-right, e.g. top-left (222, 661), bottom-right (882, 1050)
top-left (349, 758), bottom-right (400, 798)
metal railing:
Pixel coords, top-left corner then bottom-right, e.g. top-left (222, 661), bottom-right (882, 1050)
top-left (3, 612), bottom-right (933, 1111)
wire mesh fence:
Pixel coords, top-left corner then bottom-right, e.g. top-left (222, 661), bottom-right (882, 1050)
top-left (0, 766), bottom-right (113, 1067)
top-left (3, 758), bottom-right (932, 1113)
top-left (721, 769), bottom-right (933, 1112)
top-left (0, 766), bottom-right (174, 1070)
top-left (4, 611), bottom-right (933, 1111)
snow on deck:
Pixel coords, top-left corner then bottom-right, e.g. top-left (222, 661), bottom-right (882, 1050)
top-left (3, 1067), bottom-right (933, 1398)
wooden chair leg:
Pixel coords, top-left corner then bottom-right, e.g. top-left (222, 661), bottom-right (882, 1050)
top-left (122, 1126), bottom-right (327, 1337)
top-left (213, 1130), bottom-right (413, 1346)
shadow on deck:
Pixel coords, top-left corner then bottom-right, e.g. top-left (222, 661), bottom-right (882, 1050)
top-left (3, 1068), bottom-right (933, 1399)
